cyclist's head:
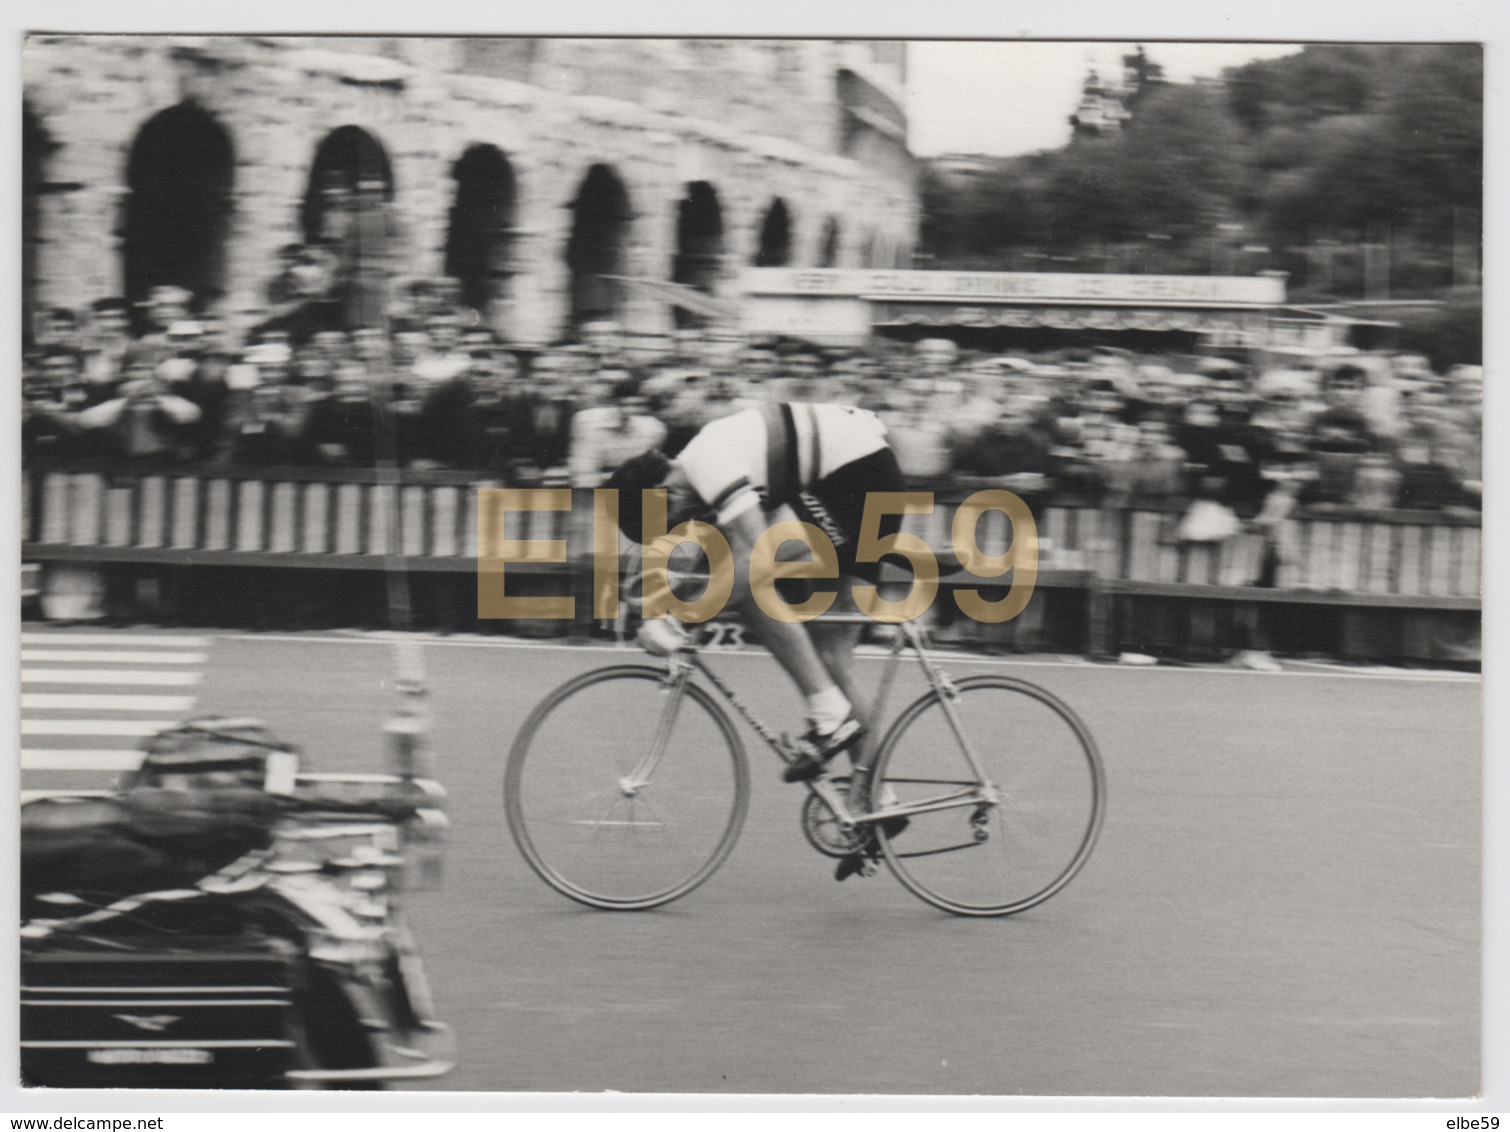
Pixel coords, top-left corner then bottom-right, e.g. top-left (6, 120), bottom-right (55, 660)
top-left (606, 450), bottom-right (675, 544)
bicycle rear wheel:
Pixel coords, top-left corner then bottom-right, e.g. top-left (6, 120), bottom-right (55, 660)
top-left (873, 675), bottom-right (1104, 917)
top-left (504, 665), bottom-right (748, 910)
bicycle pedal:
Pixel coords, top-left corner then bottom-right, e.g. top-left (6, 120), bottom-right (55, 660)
top-left (781, 750), bottom-right (830, 784)
top-left (834, 852), bottom-right (877, 882)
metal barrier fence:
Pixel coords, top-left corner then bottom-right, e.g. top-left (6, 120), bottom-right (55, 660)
top-left (22, 466), bottom-right (1481, 653)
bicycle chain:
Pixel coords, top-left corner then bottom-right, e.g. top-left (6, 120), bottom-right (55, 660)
top-left (799, 786), bottom-right (866, 858)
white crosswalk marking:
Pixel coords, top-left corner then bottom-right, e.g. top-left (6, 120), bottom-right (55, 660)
top-left (21, 750), bottom-right (145, 771)
top-left (20, 633), bottom-right (212, 647)
top-left (21, 650), bottom-right (209, 665)
top-left (22, 669), bottom-right (202, 685)
top-left (21, 693), bottom-right (198, 712)
top-left (22, 720), bottom-right (179, 736)
top-left (19, 630), bottom-right (212, 782)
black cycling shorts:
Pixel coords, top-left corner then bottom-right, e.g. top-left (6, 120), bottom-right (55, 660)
top-left (789, 446), bottom-right (906, 584)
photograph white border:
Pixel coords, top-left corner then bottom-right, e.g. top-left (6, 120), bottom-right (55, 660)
top-left (3, 0), bottom-right (1502, 1119)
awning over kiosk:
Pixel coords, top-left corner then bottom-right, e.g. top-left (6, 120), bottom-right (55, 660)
top-left (738, 268), bottom-right (1290, 348)
top-left (868, 301), bottom-right (1262, 334)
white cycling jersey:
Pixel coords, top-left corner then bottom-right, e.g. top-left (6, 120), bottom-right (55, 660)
top-left (675, 402), bottom-right (889, 525)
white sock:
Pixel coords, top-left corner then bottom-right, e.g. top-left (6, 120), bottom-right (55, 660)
top-left (806, 686), bottom-right (852, 735)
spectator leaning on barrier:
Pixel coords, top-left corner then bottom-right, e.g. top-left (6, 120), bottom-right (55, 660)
top-left (220, 342), bottom-right (314, 466)
top-left (1043, 377), bottom-right (1124, 498)
top-left (160, 324), bottom-right (232, 462)
top-left (1349, 449), bottom-right (1401, 511)
top-left (22, 347), bottom-right (94, 464)
top-left (1306, 364), bottom-right (1378, 506)
top-left (74, 356), bottom-right (202, 463)
top-left (1394, 424), bottom-right (1477, 512)
top-left (949, 396), bottom-right (1052, 499)
top-left (879, 374), bottom-right (956, 480)
top-left (1173, 388), bottom-right (1270, 536)
top-left (512, 351), bottom-right (577, 476)
top-left (568, 379), bottom-right (668, 489)
top-left (1111, 408), bottom-right (1188, 502)
top-left (222, 381), bottom-right (313, 466)
top-left (413, 349), bottom-right (528, 477)
top-left (303, 359), bottom-right (385, 467)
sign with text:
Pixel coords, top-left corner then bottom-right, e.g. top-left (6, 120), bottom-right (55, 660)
top-left (743, 268), bottom-right (1286, 308)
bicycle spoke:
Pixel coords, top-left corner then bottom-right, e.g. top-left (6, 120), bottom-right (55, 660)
top-left (505, 666), bottom-right (748, 910)
top-left (873, 676), bottom-right (1104, 917)
top-left (630, 790), bottom-right (681, 847)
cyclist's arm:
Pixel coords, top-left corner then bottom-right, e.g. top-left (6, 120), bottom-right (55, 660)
top-left (639, 505), bottom-right (770, 616)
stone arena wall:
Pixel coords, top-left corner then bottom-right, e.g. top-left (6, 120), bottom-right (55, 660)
top-left (23, 35), bottom-right (920, 346)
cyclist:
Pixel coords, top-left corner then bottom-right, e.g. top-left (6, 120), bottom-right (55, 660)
top-left (606, 401), bottom-right (906, 876)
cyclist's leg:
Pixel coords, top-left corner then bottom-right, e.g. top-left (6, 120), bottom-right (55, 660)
top-left (736, 596), bottom-right (838, 699)
top-left (792, 447), bottom-right (905, 789)
top-left (717, 508), bottom-right (861, 753)
top-left (807, 577), bottom-right (872, 765)
top-left (812, 577), bottom-right (908, 877)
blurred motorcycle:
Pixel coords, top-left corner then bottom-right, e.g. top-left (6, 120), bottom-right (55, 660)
top-left (20, 717), bottom-right (451, 1090)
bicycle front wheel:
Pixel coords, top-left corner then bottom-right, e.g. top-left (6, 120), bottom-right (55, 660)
top-left (873, 675), bottom-right (1105, 917)
top-left (504, 665), bottom-right (749, 910)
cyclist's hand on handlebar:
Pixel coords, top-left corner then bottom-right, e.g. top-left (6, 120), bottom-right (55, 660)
top-left (637, 618), bottom-right (691, 657)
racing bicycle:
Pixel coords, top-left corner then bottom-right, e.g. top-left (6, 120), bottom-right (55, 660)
top-left (504, 616), bottom-right (1105, 917)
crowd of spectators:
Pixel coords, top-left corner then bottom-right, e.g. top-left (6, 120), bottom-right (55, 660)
top-left (22, 270), bottom-right (1484, 521)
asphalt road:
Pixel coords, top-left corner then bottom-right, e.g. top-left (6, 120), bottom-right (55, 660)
top-left (24, 628), bottom-right (1482, 1097)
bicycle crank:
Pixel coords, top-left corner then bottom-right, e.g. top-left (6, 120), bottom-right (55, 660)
top-left (800, 786), bottom-right (866, 858)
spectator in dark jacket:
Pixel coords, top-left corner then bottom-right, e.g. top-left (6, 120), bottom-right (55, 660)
top-left (1176, 398), bottom-right (1269, 517)
top-left (413, 350), bottom-right (527, 476)
top-left (22, 349), bottom-right (96, 464)
top-left (74, 360), bottom-right (201, 464)
top-left (1394, 425), bottom-right (1477, 511)
top-left (303, 361), bottom-right (386, 466)
top-left (950, 399), bottom-right (1052, 497)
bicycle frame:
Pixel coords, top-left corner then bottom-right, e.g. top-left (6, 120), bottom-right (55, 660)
top-left (508, 605), bottom-right (1104, 916)
top-left (645, 618), bottom-right (999, 830)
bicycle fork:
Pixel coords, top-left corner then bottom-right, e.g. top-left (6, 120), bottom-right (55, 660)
top-left (615, 656), bottom-right (697, 797)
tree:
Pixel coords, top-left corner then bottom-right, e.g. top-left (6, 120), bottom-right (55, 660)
top-left (918, 44), bottom-right (1481, 299)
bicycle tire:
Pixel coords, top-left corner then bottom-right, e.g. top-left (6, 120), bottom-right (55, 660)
top-left (504, 664), bottom-right (749, 911)
top-left (872, 674), bottom-right (1105, 917)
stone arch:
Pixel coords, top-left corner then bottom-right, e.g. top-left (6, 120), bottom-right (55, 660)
top-left (565, 163), bottom-right (633, 331)
top-left (300, 126), bottom-right (397, 329)
top-left (817, 216), bottom-right (841, 269)
top-left (671, 180), bottom-right (724, 327)
top-left (299, 125), bottom-right (395, 245)
top-left (752, 197), bottom-right (794, 267)
top-left (121, 101), bottom-right (235, 311)
top-left (443, 143), bottom-right (519, 327)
